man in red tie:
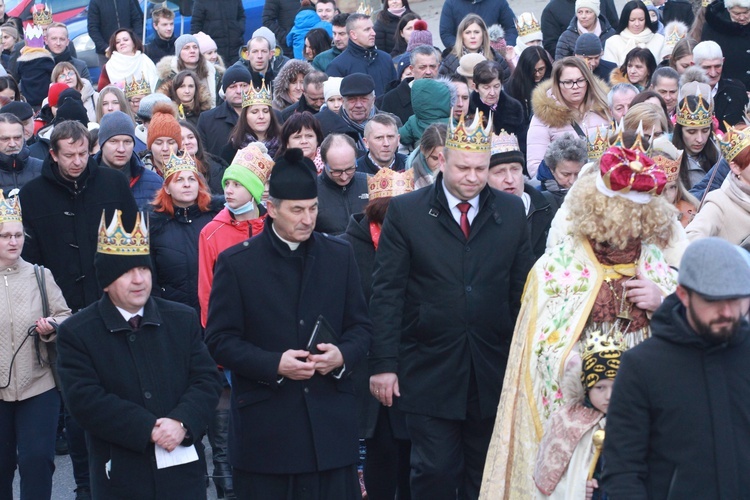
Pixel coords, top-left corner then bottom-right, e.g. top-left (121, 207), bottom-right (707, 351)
top-left (368, 112), bottom-right (534, 499)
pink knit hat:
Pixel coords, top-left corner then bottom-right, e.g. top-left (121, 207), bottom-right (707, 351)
top-left (193, 32), bottom-right (217, 54)
top-left (406, 20), bottom-right (433, 52)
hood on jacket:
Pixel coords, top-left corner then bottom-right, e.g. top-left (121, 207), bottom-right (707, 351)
top-left (292, 9), bottom-right (324, 32)
top-left (531, 78), bottom-right (610, 129)
top-left (412, 78), bottom-right (452, 120)
top-left (273, 59), bottom-right (313, 109)
top-left (17, 46), bottom-right (54, 62)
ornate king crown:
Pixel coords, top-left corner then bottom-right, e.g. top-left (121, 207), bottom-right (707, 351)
top-left (368, 168), bottom-right (414, 200)
top-left (242, 79), bottom-right (272, 108)
top-left (608, 119), bottom-right (651, 156)
top-left (719, 123), bottom-right (750, 162)
top-left (124, 75), bottom-right (151, 99)
top-left (31, 3), bottom-right (53, 26)
top-left (676, 92), bottom-right (713, 128)
top-left (515, 12), bottom-right (541, 39)
top-left (580, 332), bottom-right (625, 388)
top-left (97, 210), bottom-right (149, 256)
top-left (446, 111), bottom-right (493, 153)
top-left (587, 125), bottom-right (610, 160)
top-left (0, 189), bottom-right (21, 224)
top-left (231, 142), bottom-right (275, 184)
top-left (490, 129), bottom-right (520, 156)
top-left (24, 24), bottom-right (44, 49)
top-left (163, 150), bottom-right (198, 180)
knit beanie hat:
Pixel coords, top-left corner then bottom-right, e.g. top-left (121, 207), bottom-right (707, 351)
top-left (488, 24), bottom-right (506, 53)
top-left (175, 34), bottom-right (200, 57)
top-left (53, 89), bottom-right (88, 127)
top-left (223, 142), bottom-right (275, 203)
top-left (136, 92), bottom-right (173, 121)
top-left (324, 77), bottom-right (342, 101)
top-left (147, 102), bottom-right (182, 149)
top-left (269, 148), bottom-right (317, 200)
top-left (0, 101), bottom-right (33, 121)
top-left (48, 82), bottom-right (68, 107)
top-left (222, 65), bottom-right (253, 92)
top-left (252, 27), bottom-right (277, 52)
top-left (575, 33), bottom-right (603, 56)
top-left (99, 111), bottom-right (135, 147)
top-left (575, 0), bottom-right (600, 17)
top-left (406, 20), bottom-right (433, 52)
top-left (193, 32), bottom-right (217, 54)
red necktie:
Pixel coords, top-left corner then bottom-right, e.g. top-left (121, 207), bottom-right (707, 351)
top-left (457, 202), bottom-right (471, 239)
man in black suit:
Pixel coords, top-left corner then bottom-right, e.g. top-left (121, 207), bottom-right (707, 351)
top-left (206, 148), bottom-right (372, 498)
top-left (369, 114), bottom-right (534, 499)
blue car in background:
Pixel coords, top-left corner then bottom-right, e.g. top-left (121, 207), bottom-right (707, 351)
top-left (7, 0), bottom-right (264, 84)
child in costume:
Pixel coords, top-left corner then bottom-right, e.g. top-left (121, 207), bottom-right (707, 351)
top-left (533, 333), bottom-right (625, 499)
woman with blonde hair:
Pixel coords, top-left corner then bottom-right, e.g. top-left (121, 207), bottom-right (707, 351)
top-left (51, 62), bottom-right (97, 122)
top-left (95, 85), bottom-right (135, 124)
top-left (439, 14), bottom-right (511, 80)
top-left (527, 56), bottom-right (610, 177)
top-left (623, 102), bottom-right (668, 141)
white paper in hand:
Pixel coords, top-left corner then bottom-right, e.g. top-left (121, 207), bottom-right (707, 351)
top-left (154, 444), bottom-right (199, 469)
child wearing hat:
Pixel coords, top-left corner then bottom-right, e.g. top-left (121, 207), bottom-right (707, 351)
top-left (533, 333), bottom-right (624, 499)
top-left (144, 102), bottom-right (182, 177)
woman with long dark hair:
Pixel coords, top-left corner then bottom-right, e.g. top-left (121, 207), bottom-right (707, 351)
top-left (98, 28), bottom-right (158, 91)
top-left (163, 70), bottom-right (212, 125)
top-left (156, 34), bottom-right (222, 107)
top-left (602, 0), bottom-right (665, 65)
top-left (374, 0), bottom-right (414, 56)
top-left (609, 47), bottom-right (657, 91)
top-left (222, 83), bottom-right (281, 163)
top-left (304, 28), bottom-right (332, 63)
top-left (505, 45), bottom-right (553, 123)
top-left (390, 12), bottom-right (421, 58)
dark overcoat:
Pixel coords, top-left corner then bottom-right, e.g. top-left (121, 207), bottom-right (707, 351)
top-left (205, 225), bottom-right (372, 474)
top-left (369, 173), bottom-right (534, 420)
top-left (197, 101), bottom-right (239, 157)
top-left (56, 295), bottom-right (222, 499)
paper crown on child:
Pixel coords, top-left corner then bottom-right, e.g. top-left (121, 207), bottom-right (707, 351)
top-left (97, 210), bottom-right (149, 256)
top-left (719, 123), bottom-right (750, 163)
top-left (368, 168), bottom-right (414, 200)
top-left (651, 135), bottom-right (683, 183)
top-left (242, 79), bottom-right (272, 108)
top-left (580, 333), bottom-right (625, 389)
top-left (162, 150), bottom-right (198, 180)
top-left (31, 3), bottom-right (53, 26)
top-left (24, 24), bottom-right (45, 49)
top-left (515, 12), bottom-right (542, 40)
top-left (587, 125), bottom-right (610, 160)
top-left (446, 111), bottom-right (493, 153)
top-left (124, 75), bottom-right (152, 99)
top-left (0, 189), bottom-right (21, 224)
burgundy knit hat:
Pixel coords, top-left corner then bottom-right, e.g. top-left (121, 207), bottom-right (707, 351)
top-left (406, 20), bottom-right (433, 52)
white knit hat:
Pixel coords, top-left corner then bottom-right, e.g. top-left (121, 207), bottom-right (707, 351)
top-left (575, 0), bottom-right (600, 17)
top-left (324, 77), bottom-right (343, 101)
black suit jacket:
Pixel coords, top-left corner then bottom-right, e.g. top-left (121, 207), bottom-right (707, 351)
top-left (380, 78), bottom-right (414, 126)
top-left (205, 226), bottom-right (372, 473)
top-left (369, 174), bottom-right (534, 420)
top-left (197, 101), bottom-right (240, 157)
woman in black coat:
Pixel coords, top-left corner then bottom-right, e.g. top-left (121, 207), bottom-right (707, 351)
top-left (374, 0), bottom-right (414, 56)
top-left (190, 0), bottom-right (246, 66)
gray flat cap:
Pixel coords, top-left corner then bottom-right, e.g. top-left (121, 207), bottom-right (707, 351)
top-left (679, 237), bottom-right (750, 300)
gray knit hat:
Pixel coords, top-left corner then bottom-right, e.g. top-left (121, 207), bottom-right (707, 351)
top-left (252, 27), bottom-right (277, 52)
top-left (136, 92), bottom-right (173, 121)
top-left (679, 238), bottom-right (750, 300)
top-left (98, 111), bottom-right (135, 147)
top-left (575, 33), bottom-right (603, 56)
top-left (175, 34), bottom-right (200, 57)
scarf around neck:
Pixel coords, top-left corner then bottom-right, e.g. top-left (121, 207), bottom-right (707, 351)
top-left (578, 19), bottom-right (602, 37)
top-left (106, 51), bottom-right (157, 91)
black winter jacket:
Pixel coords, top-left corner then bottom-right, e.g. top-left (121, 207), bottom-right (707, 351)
top-left (87, 0), bottom-right (144, 55)
top-left (191, 0), bottom-right (246, 66)
top-left (469, 90), bottom-right (527, 151)
top-left (326, 41), bottom-right (398, 97)
top-left (714, 77), bottom-right (749, 131)
top-left (149, 198), bottom-right (223, 317)
top-left (603, 294), bottom-right (750, 499)
top-left (379, 78), bottom-right (413, 126)
top-left (197, 101), bottom-right (240, 157)
top-left (541, 0), bottom-right (619, 58)
top-left (144, 35), bottom-right (176, 65)
top-left (19, 157), bottom-right (138, 312)
top-left (316, 171), bottom-right (369, 235)
top-left (355, 153), bottom-right (407, 176)
top-left (374, 10), bottom-right (411, 56)
top-left (261, 0), bottom-right (300, 58)
top-left (0, 145), bottom-right (43, 195)
top-left (524, 184), bottom-right (556, 259)
top-left (554, 15), bottom-right (616, 60)
top-left (703, 0), bottom-right (750, 90)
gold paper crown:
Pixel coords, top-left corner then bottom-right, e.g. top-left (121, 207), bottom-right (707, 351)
top-left (642, 0), bottom-right (653, 5)
top-left (608, 120), bottom-right (651, 156)
top-left (515, 12), bottom-right (541, 39)
top-left (31, 3), bottom-right (53, 25)
top-left (163, 150), bottom-right (198, 180)
top-left (719, 123), bottom-right (750, 162)
top-left (124, 75), bottom-right (151, 99)
top-left (702, 0), bottom-right (713, 7)
top-left (356, 2), bottom-right (373, 15)
top-left (664, 23), bottom-right (686, 46)
top-left (676, 93), bottom-right (713, 128)
top-left (0, 190), bottom-right (21, 224)
top-left (651, 135), bottom-right (683, 182)
top-left (587, 125), bottom-right (610, 160)
top-left (97, 210), bottom-right (149, 256)
top-left (654, 155), bottom-right (681, 182)
top-left (242, 79), bottom-right (272, 108)
top-left (580, 332), bottom-right (625, 388)
top-left (368, 168), bottom-right (414, 200)
top-left (490, 129), bottom-right (520, 156)
top-left (231, 142), bottom-right (275, 184)
top-left (446, 111), bottom-right (493, 153)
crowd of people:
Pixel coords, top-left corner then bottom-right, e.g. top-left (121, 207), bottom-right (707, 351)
top-left (1, 0), bottom-right (750, 498)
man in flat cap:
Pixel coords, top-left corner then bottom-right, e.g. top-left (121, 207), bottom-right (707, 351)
top-left (206, 148), bottom-right (372, 498)
top-left (56, 210), bottom-right (222, 499)
top-left (316, 73), bottom-right (378, 151)
top-left (603, 237), bottom-right (750, 498)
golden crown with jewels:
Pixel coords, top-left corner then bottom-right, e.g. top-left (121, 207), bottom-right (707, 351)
top-left (490, 129), bottom-right (521, 156)
top-left (515, 12), bottom-right (541, 38)
top-left (446, 111), bottom-right (493, 153)
top-left (31, 3), bottom-right (53, 26)
top-left (676, 92), bottom-right (713, 128)
top-left (162, 150), bottom-right (198, 180)
top-left (580, 332), bottom-right (625, 388)
top-left (231, 142), bottom-right (275, 184)
top-left (608, 119), bottom-right (651, 156)
top-left (718, 123), bottom-right (750, 162)
top-left (124, 75), bottom-right (151, 99)
top-left (651, 135), bottom-right (683, 182)
top-left (97, 210), bottom-right (149, 256)
top-left (587, 125), bottom-right (610, 160)
top-left (242, 79), bottom-right (272, 108)
top-left (368, 168), bottom-right (414, 200)
top-left (0, 189), bottom-right (21, 224)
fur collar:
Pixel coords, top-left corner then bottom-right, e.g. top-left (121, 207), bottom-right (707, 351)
top-left (531, 78), bottom-right (610, 129)
top-left (609, 67), bottom-right (629, 86)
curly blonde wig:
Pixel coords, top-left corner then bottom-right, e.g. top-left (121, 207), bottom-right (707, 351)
top-left (566, 169), bottom-right (677, 250)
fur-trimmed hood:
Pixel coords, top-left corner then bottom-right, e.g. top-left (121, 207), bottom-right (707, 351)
top-left (531, 78), bottom-right (610, 129)
top-left (17, 46), bottom-right (53, 62)
top-left (272, 59), bottom-right (313, 110)
top-left (609, 67), bottom-right (629, 86)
